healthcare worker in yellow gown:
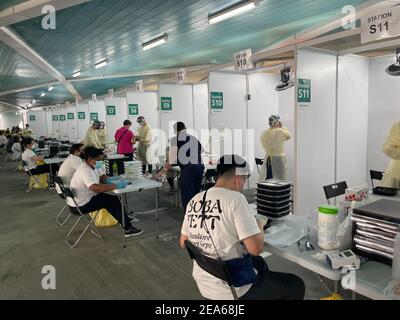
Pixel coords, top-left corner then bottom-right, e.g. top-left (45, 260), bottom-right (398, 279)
top-left (259, 115), bottom-right (291, 181)
top-left (382, 121), bottom-right (400, 189)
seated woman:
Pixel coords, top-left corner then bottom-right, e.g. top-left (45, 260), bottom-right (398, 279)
top-left (11, 136), bottom-right (22, 160)
top-left (21, 137), bottom-right (58, 175)
top-left (67, 147), bottom-right (143, 238)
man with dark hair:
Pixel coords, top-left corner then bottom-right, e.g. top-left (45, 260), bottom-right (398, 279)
top-left (57, 143), bottom-right (84, 187)
top-left (180, 154), bottom-right (305, 300)
top-left (114, 119), bottom-right (135, 160)
top-left (166, 121), bottom-right (204, 211)
top-left (21, 137), bottom-right (57, 175)
top-left (68, 147), bottom-right (142, 237)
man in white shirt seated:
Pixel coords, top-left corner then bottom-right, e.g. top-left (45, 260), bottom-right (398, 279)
top-left (180, 154), bottom-right (305, 300)
top-left (11, 136), bottom-right (22, 160)
top-left (57, 143), bottom-right (84, 186)
top-left (21, 137), bottom-right (58, 175)
top-left (0, 130), bottom-right (7, 149)
top-left (67, 147), bottom-right (143, 238)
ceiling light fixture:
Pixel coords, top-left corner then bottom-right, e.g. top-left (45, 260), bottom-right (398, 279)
top-left (142, 33), bottom-right (168, 51)
top-left (95, 58), bottom-right (108, 69)
top-left (48, 86), bottom-right (54, 92)
top-left (41, 92), bottom-right (46, 97)
top-left (208, 0), bottom-right (257, 25)
top-left (386, 48), bottom-right (400, 76)
top-left (72, 70), bottom-right (81, 77)
top-left (32, 100), bottom-right (36, 104)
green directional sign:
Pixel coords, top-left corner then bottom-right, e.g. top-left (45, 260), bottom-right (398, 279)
top-left (52, 115), bottom-right (59, 121)
top-left (29, 115), bottom-right (35, 121)
top-left (90, 112), bottom-right (99, 121)
top-left (128, 104), bottom-right (139, 116)
top-left (78, 112), bottom-right (85, 120)
top-left (160, 97), bottom-right (172, 111)
top-left (107, 105), bottom-right (116, 116)
top-left (67, 113), bottom-right (74, 120)
top-left (210, 92), bottom-right (223, 110)
top-left (59, 115), bottom-right (66, 121)
top-left (298, 79), bottom-right (311, 104)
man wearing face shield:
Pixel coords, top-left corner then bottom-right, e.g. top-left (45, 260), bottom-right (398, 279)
top-left (97, 121), bottom-right (108, 149)
top-left (259, 115), bottom-right (291, 181)
top-left (180, 154), bottom-right (305, 300)
top-left (83, 121), bottom-right (103, 149)
top-left (134, 116), bottom-right (154, 177)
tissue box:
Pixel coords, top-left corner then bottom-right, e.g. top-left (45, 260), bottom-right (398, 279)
top-left (345, 185), bottom-right (369, 202)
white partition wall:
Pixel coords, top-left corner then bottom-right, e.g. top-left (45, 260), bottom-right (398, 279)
top-left (76, 102), bottom-right (90, 141)
top-left (278, 87), bottom-right (295, 183)
top-left (58, 107), bottom-right (68, 138)
top-left (51, 108), bottom-right (61, 137)
top-left (45, 109), bottom-right (52, 136)
top-left (193, 83), bottom-right (209, 147)
top-left (88, 99), bottom-right (106, 123)
top-left (126, 91), bottom-right (158, 130)
top-left (159, 84), bottom-right (194, 141)
top-left (368, 55), bottom-right (400, 174)
top-left (0, 111), bottom-right (23, 130)
top-left (248, 73), bottom-right (279, 186)
top-left (296, 48), bottom-right (337, 216)
top-left (208, 72), bottom-right (247, 158)
top-left (104, 96), bottom-right (127, 143)
top-left (27, 110), bottom-right (47, 137)
top-left (337, 55), bottom-right (369, 186)
top-left (66, 104), bottom-right (78, 142)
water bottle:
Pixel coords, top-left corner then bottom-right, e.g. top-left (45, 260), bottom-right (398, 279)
top-left (393, 233), bottom-right (400, 281)
top-left (112, 162), bottom-right (118, 177)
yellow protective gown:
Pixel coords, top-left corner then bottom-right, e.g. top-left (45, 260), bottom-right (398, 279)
top-left (259, 127), bottom-right (291, 181)
top-left (97, 128), bottom-right (108, 148)
top-left (83, 127), bottom-right (102, 149)
top-left (136, 124), bottom-right (154, 164)
top-left (382, 122), bottom-right (400, 188)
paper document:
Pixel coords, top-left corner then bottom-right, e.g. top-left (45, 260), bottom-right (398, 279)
top-left (264, 224), bottom-right (305, 248)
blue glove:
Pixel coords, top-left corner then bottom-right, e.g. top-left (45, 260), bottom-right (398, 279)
top-left (105, 177), bottom-right (120, 184)
top-left (115, 179), bottom-right (128, 189)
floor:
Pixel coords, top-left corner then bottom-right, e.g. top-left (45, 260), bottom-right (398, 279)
top-left (0, 154), bottom-right (358, 300)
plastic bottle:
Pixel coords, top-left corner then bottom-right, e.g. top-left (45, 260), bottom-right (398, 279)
top-left (393, 233), bottom-right (400, 281)
top-left (318, 205), bottom-right (339, 250)
top-left (112, 162), bottom-right (118, 176)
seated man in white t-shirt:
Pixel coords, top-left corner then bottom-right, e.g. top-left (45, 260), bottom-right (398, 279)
top-left (57, 143), bottom-right (84, 186)
top-left (180, 154), bottom-right (305, 300)
top-left (67, 147), bottom-right (143, 238)
top-left (21, 137), bottom-right (58, 175)
top-left (11, 137), bottom-right (22, 160)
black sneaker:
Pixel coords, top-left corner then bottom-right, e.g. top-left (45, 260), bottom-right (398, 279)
top-left (124, 227), bottom-right (143, 238)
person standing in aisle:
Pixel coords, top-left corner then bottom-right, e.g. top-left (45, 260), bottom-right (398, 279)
top-left (114, 120), bottom-right (135, 160)
top-left (134, 116), bottom-right (154, 177)
top-left (166, 121), bottom-right (204, 211)
top-left (382, 121), bottom-right (400, 188)
top-left (259, 115), bottom-right (291, 181)
top-left (83, 121), bottom-right (102, 149)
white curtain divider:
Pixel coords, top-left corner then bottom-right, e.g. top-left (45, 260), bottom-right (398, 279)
top-left (76, 102), bottom-right (90, 141)
top-left (104, 96), bottom-right (127, 143)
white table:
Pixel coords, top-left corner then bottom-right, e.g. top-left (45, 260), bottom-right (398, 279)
top-left (261, 214), bottom-right (343, 292)
top-left (44, 157), bottom-right (65, 187)
top-left (112, 177), bottom-right (162, 247)
top-left (351, 261), bottom-right (394, 300)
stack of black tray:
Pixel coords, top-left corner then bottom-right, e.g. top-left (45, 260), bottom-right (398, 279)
top-left (256, 179), bottom-right (292, 218)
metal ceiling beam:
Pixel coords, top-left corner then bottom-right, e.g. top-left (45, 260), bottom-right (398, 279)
top-left (0, 0), bottom-right (91, 27)
top-left (339, 38), bottom-right (400, 56)
top-left (0, 80), bottom-right (60, 96)
top-left (0, 26), bottom-right (82, 100)
top-left (0, 100), bottom-right (24, 110)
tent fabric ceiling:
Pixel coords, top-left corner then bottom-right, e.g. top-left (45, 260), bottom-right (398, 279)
top-left (0, 0), bottom-right (28, 12)
top-left (0, 0), bottom-right (367, 108)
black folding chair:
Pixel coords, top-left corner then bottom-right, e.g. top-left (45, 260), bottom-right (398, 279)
top-left (323, 181), bottom-right (348, 205)
top-left (62, 186), bottom-right (103, 248)
top-left (22, 160), bottom-right (48, 192)
top-left (255, 158), bottom-right (264, 174)
top-left (54, 176), bottom-right (71, 226)
top-left (370, 170), bottom-right (384, 189)
top-left (202, 169), bottom-right (217, 190)
top-left (184, 240), bottom-right (238, 300)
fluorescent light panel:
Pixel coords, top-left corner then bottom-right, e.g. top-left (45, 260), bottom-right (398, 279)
top-left (95, 59), bottom-right (108, 69)
top-left (40, 92), bottom-right (46, 97)
top-left (208, 0), bottom-right (256, 25)
top-left (48, 86), bottom-right (54, 92)
top-left (142, 33), bottom-right (168, 51)
top-left (72, 70), bottom-right (81, 77)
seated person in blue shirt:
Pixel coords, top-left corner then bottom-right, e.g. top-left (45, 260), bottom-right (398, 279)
top-left (67, 147), bottom-right (142, 237)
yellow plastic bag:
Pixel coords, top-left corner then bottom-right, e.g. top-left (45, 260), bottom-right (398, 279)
top-left (89, 209), bottom-right (118, 227)
top-left (320, 293), bottom-right (343, 300)
top-left (29, 173), bottom-right (49, 189)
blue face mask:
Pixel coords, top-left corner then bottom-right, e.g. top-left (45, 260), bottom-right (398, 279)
top-left (95, 161), bottom-right (103, 169)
